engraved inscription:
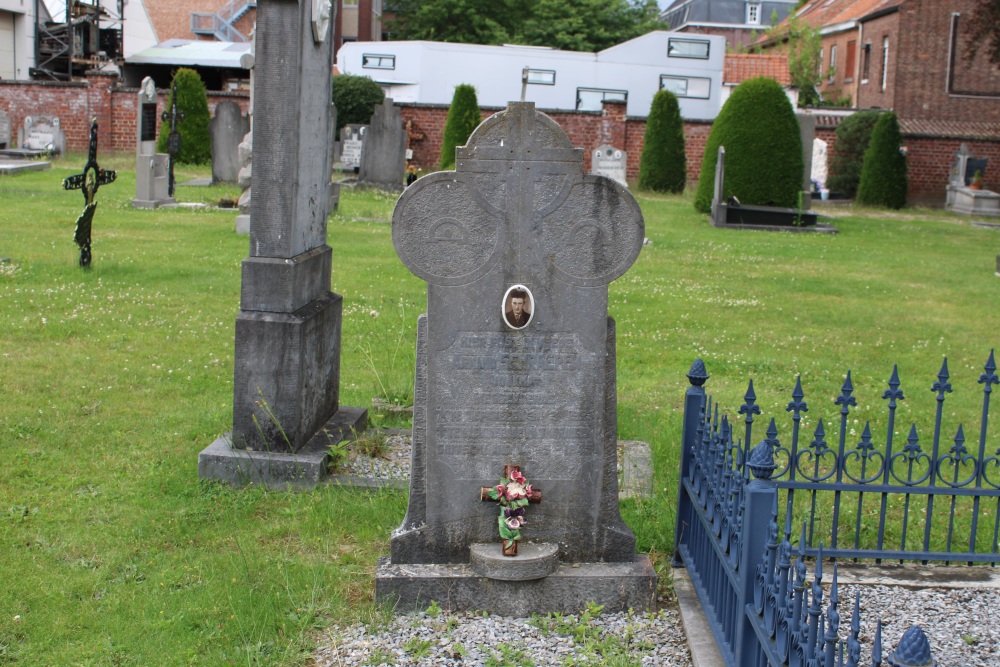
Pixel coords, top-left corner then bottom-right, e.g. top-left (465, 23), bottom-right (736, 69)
top-left (433, 332), bottom-right (598, 481)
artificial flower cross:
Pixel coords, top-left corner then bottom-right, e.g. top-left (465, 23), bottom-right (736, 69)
top-left (480, 465), bottom-right (542, 556)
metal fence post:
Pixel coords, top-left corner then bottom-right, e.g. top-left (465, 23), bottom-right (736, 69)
top-left (674, 359), bottom-right (709, 566)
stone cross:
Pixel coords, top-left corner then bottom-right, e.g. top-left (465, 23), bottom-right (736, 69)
top-left (63, 120), bottom-right (117, 267)
top-left (161, 82), bottom-right (184, 197)
top-left (389, 101), bottom-right (644, 566)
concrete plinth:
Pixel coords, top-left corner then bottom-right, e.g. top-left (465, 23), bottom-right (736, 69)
top-left (469, 542), bottom-right (559, 581)
top-left (198, 406), bottom-right (367, 488)
top-left (950, 187), bottom-right (1000, 217)
top-left (375, 554), bottom-right (656, 615)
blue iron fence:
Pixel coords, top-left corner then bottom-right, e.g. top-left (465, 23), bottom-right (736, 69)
top-left (672, 351), bottom-right (998, 666)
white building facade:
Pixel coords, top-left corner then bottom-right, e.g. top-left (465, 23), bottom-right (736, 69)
top-left (337, 31), bottom-right (727, 120)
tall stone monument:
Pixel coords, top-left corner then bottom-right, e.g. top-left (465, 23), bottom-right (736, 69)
top-left (199, 0), bottom-right (365, 487)
top-left (376, 102), bottom-right (656, 614)
top-left (210, 100), bottom-right (250, 184)
top-left (358, 99), bottom-right (406, 191)
top-left (132, 77), bottom-right (173, 209)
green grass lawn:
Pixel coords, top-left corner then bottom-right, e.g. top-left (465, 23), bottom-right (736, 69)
top-left (1, 155), bottom-right (999, 665)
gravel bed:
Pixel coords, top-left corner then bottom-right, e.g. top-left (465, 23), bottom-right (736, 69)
top-left (313, 606), bottom-right (693, 667)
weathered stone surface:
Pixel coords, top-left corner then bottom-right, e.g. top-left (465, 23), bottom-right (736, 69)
top-left (469, 542), bottom-right (559, 581)
top-left (387, 103), bottom-right (644, 567)
top-left (18, 114), bottom-right (65, 154)
top-left (0, 110), bottom-right (12, 149)
top-left (376, 555), bottom-right (657, 614)
top-left (797, 113), bottom-right (815, 209)
top-left (211, 101), bottom-right (250, 184)
top-left (239, 244), bottom-right (332, 313)
top-left (338, 124), bottom-right (366, 170)
top-left (358, 101), bottom-right (406, 191)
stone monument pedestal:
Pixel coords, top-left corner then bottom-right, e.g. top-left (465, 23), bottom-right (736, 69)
top-left (375, 554), bottom-right (656, 615)
top-left (950, 187), bottom-right (1000, 218)
top-left (133, 153), bottom-right (174, 209)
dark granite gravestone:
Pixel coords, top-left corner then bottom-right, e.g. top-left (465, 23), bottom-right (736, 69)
top-left (198, 0), bottom-right (365, 488)
top-left (210, 101), bottom-right (251, 184)
top-left (375, 101), bottom-right (656, 614)
top-left (133, 77), bottom-right (173, 209)
top-left (358, 100), bottom-right (406, 191)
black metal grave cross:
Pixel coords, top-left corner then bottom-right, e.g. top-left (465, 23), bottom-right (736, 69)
top-left (161, 82), bottom-right (184, 197)
top-left (62, 120), bottom-right (116, 268)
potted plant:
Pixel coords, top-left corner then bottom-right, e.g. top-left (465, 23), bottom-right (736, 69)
top-left (970, 170), bottom-right (983, 190)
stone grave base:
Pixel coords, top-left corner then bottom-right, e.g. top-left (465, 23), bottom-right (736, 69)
top-left (949, 187), bottom-right (1000, 218)
top-left (375, 553), bottom-right (657, 615)
top-left (0, 158), bottom-right (50, 175)
top-left (132, 197), bottom-right (175, 210)
top-left (198, 406), bottom-right (367, 488)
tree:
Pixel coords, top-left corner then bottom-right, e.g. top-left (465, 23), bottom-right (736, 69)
top-left (385, 0), bottom-right (658, 52)
top-left (856, 112), bottom-right (908, 210)
top-left (694, 77), bottom-right (802, 214)
top-left (439, 84), bottom-right (481, 170)
top-left (638, 90), bottom-right (686, 193)
top-left (763, 16), bottom-right (822, 107)
top-left (332, 74), bottom-right (385, 135)
top-left (965, 0), bottom-right (1000, 64)
top-left (826, 110), bottom-right (880, 198)
top-left (157, 68), bottom-right (211, 165)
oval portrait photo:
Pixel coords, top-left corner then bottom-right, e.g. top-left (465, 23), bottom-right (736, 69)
top-left (502, 285), bottom-right (534, 330)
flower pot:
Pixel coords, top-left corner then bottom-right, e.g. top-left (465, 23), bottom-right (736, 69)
top-left (970, 183), bottom-right (983, 191)
top-left (501, 539), bottom-right (518, 557)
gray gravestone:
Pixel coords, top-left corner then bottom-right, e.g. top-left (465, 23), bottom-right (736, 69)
top-left (358, 99), bottom-right (406, 191)
top-left (797, 113), bottom-right (815, 208)
top-left (376, 102), bottom-right (655, 614)
top-left (0, 110), bottom-right (10, 149)
top-left (132, 77), bottom-right (173, 209)
top-left (211, 101), bottom-right (251, 184)
top-left (338, 124), bottom-right (366, 170)
top-left (710, 145), bottom-right (726, 225)
top-left (18, 115), bottom-right (66, 154)
top-left (199, 0), bottom-right (365, 487)
top-left (236, 43), bottom-right (255, 234)
top-left (591, 145), bottom-right (627, 186)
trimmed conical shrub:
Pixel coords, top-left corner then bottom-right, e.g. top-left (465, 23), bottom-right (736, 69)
top-left (856, 112), bottom-right (908, 209)
top-left (638, 90), bottom-right (686, 193)
top-left (694, 77), bottom-right (803, 214)
top-left (439, 84), bottom-right (481, 170)
top-left (156, 68), bottom-right (211, 165)
top-left (827, 110), bottom-right (880, 198)
top-left (332, 74), bottom-right (385, 135)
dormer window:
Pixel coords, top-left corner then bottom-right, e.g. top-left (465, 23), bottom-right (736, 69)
top-left (747, 3), bottom-right (761, 25)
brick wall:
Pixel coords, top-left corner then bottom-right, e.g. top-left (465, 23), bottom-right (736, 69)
top-left (3, 75), bottom-right (996, 203)
top-left (0, 74), bottom-right (250, 153)
top-left (854, 12), bottom-right (899, 111)
top-left (145, 0), bottom-right (234, 41)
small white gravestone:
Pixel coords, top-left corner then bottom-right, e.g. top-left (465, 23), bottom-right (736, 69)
top-left (812, 138), bottom-right (828, 196)
top-left (339, 124), bottom-right (366, 169)
top-left (19, 115), bottom-right (66, 154)
top-left (592, 145), bottom-right (628, 186)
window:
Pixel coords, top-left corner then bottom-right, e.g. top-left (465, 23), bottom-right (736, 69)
top-left (660, 75), bottom-right (711, 99)
top-left (880, 36), bottom-right (889, 91)
top-left (845, 40), bottom-right (856, 81)
top-left (362, 53), bottom-right (395, 70)
top-left (828, 44), bottom-right (837, 82)
top-left (861, 43), bottom-right (871, 82)
top-left (818, 47), bottom-right (824, 78)
top-left (747, 2), bottom-right (761, 25)
top-left (668, 38), bottom-right (710, 59)
top-left (576, 88), bottom-right (627, 111)
top-left (523, 68), bottom-right (556, 85)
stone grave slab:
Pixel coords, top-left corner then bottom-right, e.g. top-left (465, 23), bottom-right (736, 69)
top-left (591, 144), bottom-right (627, 186)
top-left (375, 101), bottom-right (655, 614)
top-left (358, 100), bottom-right (406, 191)
top-left (18, 115), bottom-right (66, 155)
top-left (210, 100), bottom-right (250, 184)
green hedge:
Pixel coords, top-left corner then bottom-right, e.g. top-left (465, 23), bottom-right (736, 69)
top-left (827, 110), bottom-right (880, 198)
top-left (638, 90), bottom-right (686, 193)
top-left (694, 77), bottom-right (803, 214)
top-left (156, 68), bottom-right (211, 165)
top-left (332, 74), bottom-right (385, 135)
top-left (439, 84), bottom-right (481, 170)
top-left (856, 111), bottom-right (908, 209)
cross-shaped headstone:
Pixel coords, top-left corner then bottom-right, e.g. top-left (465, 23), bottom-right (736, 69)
top-left (63, 120), bottom-right (116, 268)
top-left (161, 82), bottom-right (184, 197)
top-left (389, 102), bottom-right (644, 565)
